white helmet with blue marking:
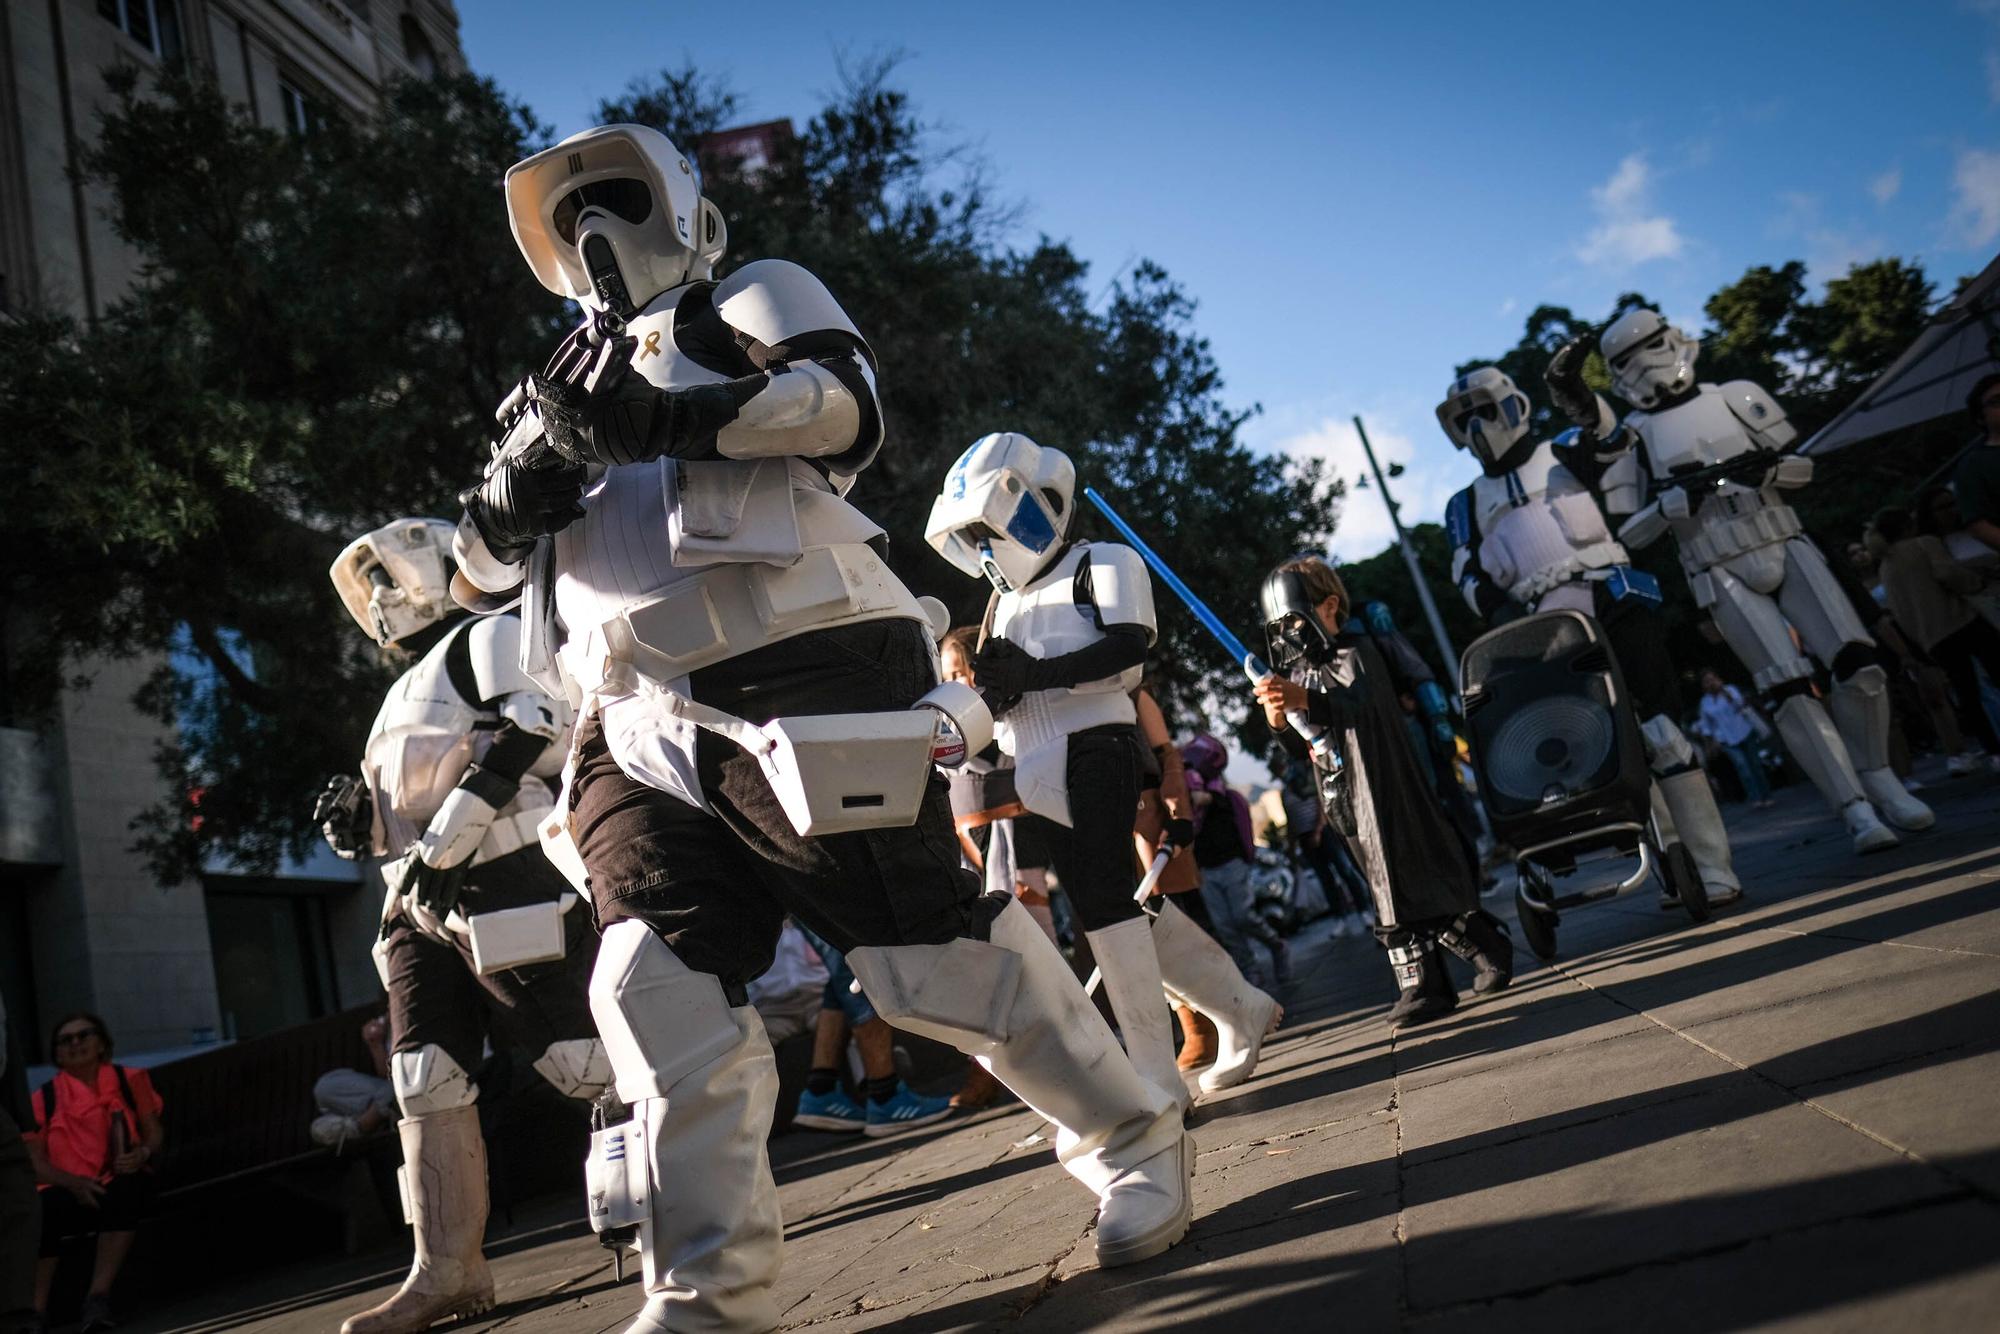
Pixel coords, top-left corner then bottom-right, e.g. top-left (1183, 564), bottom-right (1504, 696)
top-left (925, 433), bottom-right (1076, 592)
top-left (1437, 366), bottom-right (1534, 472)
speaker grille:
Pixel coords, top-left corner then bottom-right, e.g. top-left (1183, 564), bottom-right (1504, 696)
top-left (1485, 696), bottom-right (1615, 803)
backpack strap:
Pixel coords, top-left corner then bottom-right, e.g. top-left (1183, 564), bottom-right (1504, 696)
top-left (38, 1079), bottom-right (54, 1126)
top-left (113, 1065), bottom-right (138, 1117)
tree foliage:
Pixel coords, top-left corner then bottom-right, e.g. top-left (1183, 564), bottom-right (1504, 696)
top-left (3, 58), bottom-right (1336, 878)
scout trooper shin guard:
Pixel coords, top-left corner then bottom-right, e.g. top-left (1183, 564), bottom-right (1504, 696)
top-left (340, 1107), bottom-right (493, 1334)
top-left (1151, 897), bottom-right (1281, 1094)
top-left (588, 922), bottom-right (782, 1334)
top-left (849, 900), bottom-right (1193, 1268)
top-left (1641, 716), bottom-right (1742, 905)
top-left (1772, 695), bottom-right (1898, 854)
top-left (1087, 915), bottom-right (1190, 1113)
top-left (1827, 665), bottom-right (1935, 831)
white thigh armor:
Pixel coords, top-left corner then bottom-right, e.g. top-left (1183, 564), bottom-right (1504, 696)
top-left (990, 542), bottom-right (1156, 824)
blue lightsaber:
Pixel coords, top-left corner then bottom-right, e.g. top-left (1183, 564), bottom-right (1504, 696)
top-left (1082, 486), bottom-right (1272, 682)
top-left (1084, 486), bottom-right (1339, 765)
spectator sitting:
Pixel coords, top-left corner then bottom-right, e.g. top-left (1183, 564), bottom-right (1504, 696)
top-left (309, 1014), bottom-right (396, 1151)
top-left (1876, 502), bottom-right (2000, 774)
top-left (1697, 672), bottom-right (1777, 810)
top-left (25, 1014), bottom-right (164, 1334)
top-left (788, 924), bottom-right (963, 1134)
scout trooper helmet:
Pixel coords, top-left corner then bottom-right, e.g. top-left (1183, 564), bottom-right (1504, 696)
top-left (505, 124), bottom-right (728, 318)
top-left (330, 518), bottom-right (458, 648)
top-left (1436, 367), bottom-right (1534, 474)
top-left (1600, 308), bottom-right (1699, 409)
top-left (926, 433), bottom-right (1076, 593)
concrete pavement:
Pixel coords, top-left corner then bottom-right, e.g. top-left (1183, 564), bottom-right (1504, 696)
top-left (139, 765), bottom-right (2000, 1332)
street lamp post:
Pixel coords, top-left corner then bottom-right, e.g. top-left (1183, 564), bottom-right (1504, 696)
top-left (1352, 413), bottom-right (1460, 675)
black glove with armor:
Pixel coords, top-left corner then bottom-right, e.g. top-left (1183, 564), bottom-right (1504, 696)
top-left (461, 450), bottom-right (587, 565)
top-left (536, 343), bottom-right (751, 468)
top-left (1544, 333), bottom-right (1603, 435)
top-left (1161, 816), bottom-right (1196, 854)
top-left (313, 774), bottom-right (373, 861)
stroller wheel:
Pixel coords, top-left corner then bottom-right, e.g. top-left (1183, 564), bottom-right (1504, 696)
top-left (1514, 882), bottom-right (1560, 961)
top-left (1668, 843), bottom-right (1710, 923)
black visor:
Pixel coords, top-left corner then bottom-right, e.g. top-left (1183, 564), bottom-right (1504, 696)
top-left (552, 177), bottom-right (654, 245)
top-left (1260, 567), bottom-right (1336, 668)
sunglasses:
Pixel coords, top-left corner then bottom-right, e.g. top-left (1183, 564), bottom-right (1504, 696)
top-left (55, 1029), bottom-right (103, 1046)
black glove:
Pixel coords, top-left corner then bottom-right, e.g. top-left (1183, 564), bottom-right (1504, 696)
top-left (313, 774), bottom-right (372, 861)
top-left (392, 851), bottom-right (470, 922)
top-left (972, 637), bottom-right (1037, 701)
top-left (1161, 817), bottom-right (1196, 853)
top-left (462, 452), bottom-right (587, 564)
top-left (536, 347), bottom-right (747, 468)
top-left (1545, 333), bottom-right (1601, 433)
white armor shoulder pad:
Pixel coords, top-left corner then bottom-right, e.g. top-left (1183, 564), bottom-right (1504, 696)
top-left (1083, 543), bottom-right (1158, 643)
top-left (464, 614), bottom-right (539, 705)
top-left (714, 260), bottom-right (870, 361)
top-left (1717, 380), bottom-right (1797, 447)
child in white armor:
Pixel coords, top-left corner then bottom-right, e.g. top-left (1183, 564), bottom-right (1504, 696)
top-left (315, 518), bottom-right (606, 1334)
top-left (450, 126), bottom-right (1193, 1331)
top-left (927, 434), bottom-right (1283, 1105)
top-left (1545, 317), bottom-right (1934, 854)
top-left (1440, 367), bottom-right (1742, 907)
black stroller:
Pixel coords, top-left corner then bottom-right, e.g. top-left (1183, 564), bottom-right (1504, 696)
top-left (1458, 610), bottom-right (1709, 961)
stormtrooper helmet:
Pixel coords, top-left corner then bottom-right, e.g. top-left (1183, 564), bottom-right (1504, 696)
top-left (1436, 367), bottom-right (1534, 472)
top-left (505, 124), bottom-right (728, 317)
top-left (331, 518), bottom-right (458, 648)
top-left (925, 433), bottom-right (1076, 593)
top-left (1600, 308), bottom-right (1699, 409)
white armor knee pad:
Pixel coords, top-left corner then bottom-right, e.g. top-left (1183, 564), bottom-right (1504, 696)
top-left (587, 920), bottom-right (764, 1106)
top-left (532, 1038), bottom-right (612, 1101)
top-left (1826, 663), bottom-right (1892, 773)
top-left (391, 1043), bottom-right (479, 1116)
top-left (846, 935), bottom-right (1025, 1047)
top-left (1639, 714), bottom-right (1698, 776)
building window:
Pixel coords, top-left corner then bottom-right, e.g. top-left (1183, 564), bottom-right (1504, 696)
top-left (278, 78), bottom-right (326, 136)
top-left (400, 16), bottom-right (439, 79)
top-left (205, 882), bottom-right (343, 1041)
top-left (97, 0), bottom-right (183, 62)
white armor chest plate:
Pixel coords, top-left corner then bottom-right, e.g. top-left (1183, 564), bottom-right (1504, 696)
top-left (364, 640), bottom-right (486, 841)
top-left (1630, 386), bottom-right (1754, 475)
top-left (990, 544), bottom-right (1140, 765)
top-left (1473, 443), bottom-right (1625, 602)
top-left (1632, 387), bottom-right (1791, 572)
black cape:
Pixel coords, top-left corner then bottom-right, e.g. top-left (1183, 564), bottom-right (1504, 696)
top-left (1287, 633), bottom-right (1478, 927)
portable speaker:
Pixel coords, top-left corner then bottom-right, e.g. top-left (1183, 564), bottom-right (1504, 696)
top-left (1458, 610), bottom-right (1651, 853)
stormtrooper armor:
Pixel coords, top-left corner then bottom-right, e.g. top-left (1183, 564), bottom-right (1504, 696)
top-left (323, 519), bottom-right (607, 1334)
top-left (455, 129), bottom-right (1194, 1331)
top-left (1443, 369), bottom-right (1742, 905)
top-left (1549, 315), bottom-right (1929, 853)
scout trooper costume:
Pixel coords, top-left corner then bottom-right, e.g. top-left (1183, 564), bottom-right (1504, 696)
top-left (927, 433), bottom-right (1280, 1104)
top-left (1545, 314), bottom-right (1930, 854)
top-left (317, 517), bottom-right (605, 1334)
top-left (1440, 367), bottom-right (1742, 906)
top-left (451, 126), bottom-right (1192, 1332)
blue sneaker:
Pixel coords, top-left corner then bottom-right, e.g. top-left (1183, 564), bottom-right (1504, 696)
top-left (793, 1086), bottom-right (868, 1133)
top-left (864, 1083), bottom-right (954, 1138)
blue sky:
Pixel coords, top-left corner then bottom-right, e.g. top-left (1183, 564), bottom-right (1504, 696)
top-left (462, 1), bottom-right (2000, 562)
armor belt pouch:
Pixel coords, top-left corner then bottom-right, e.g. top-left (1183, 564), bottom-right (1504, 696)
top-left (585, 1115), bottom-right (650, 1233)
top-left (662, 683), bottom-right (991, 838)
top-left (465, 900), bottom-right (568, 975)
top-left (1684, 503), bottom-right (1802, 571)
top-left (667, 458), bottom-right (802, 567)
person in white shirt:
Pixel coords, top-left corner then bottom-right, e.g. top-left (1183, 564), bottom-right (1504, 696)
top-left (1698, 671), bottom-right (1776, 808)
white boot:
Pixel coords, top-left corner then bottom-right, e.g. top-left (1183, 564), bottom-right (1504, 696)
top-left (1088, 915), bottom-right (1190, 1114)
top-left (1828, 665), bottom-right (1935, 830)
top-left (850, 900), bottom-right (1192, 1268)
top-left (1773, 694), bottom-right (1899, 853)
top-left (589, 922), bottom-right (782, 1334)
top-left (1657, 770), bottom-right (1743, 907)
top-left (340, 1107), bottom-right (493, 1334)
top-left (1150, 898), bottom-right (1280, 1094)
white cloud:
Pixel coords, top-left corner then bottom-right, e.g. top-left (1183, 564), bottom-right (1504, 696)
top-left (1948, 147), bottom-right (2000, 248)
top-left (1867, 166), bottom-right (1901, 205)
top-left (1575, 153), bottom-right (1686, 268)
top-left (1498, 296), bottom-right (1518, 318)
top-left (1264, 413), bottom-right (1466, 562)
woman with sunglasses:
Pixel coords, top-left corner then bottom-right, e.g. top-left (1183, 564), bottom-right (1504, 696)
top-left (24, 1013), bottom-right (163, 1333)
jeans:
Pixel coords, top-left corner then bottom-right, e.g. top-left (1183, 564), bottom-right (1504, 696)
top-left (1197, 859), bottom-right (1290, 993)
top-left (1721, 740), bottom-right (1770, 804)
top-left (793, 922), bottom-right (876, 1028)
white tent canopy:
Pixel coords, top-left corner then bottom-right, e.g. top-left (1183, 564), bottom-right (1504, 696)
top-left (1803, 250), bottom-right (2000, 455)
